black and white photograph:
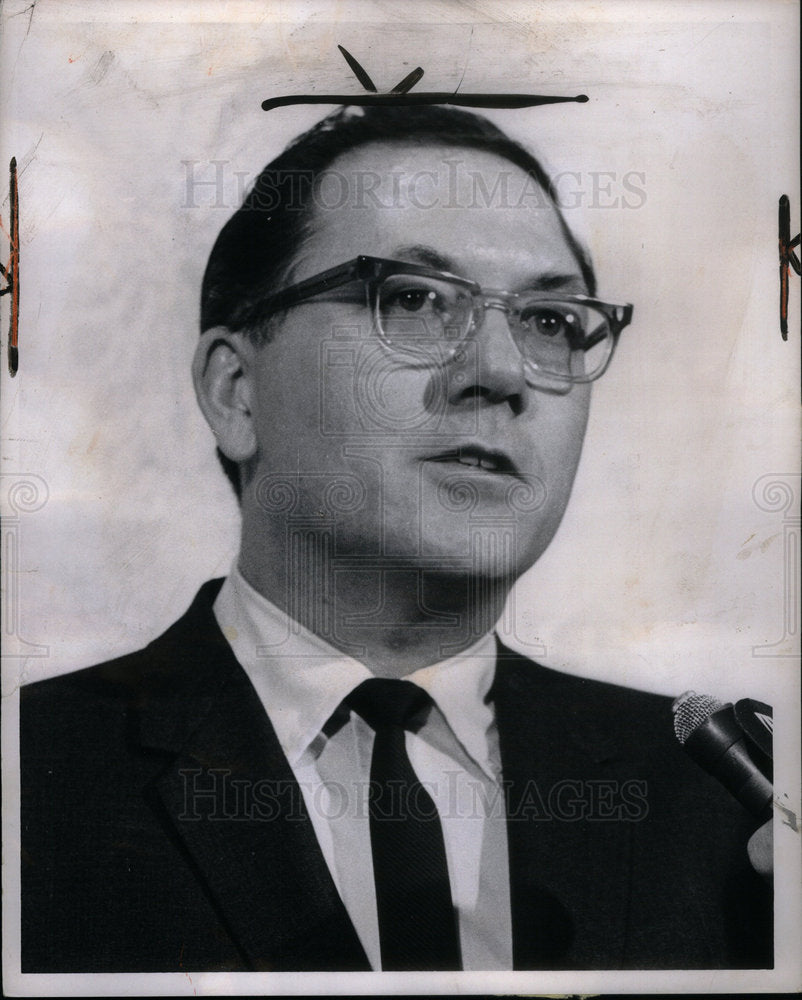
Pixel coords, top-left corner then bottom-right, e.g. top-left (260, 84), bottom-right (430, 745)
top-left (1, 1), bottom-right (799, 994)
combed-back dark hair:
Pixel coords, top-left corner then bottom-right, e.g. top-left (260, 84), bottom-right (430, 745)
top-left (200, 104), bottom-right (596, 497)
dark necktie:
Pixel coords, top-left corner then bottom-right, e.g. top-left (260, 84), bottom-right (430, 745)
top-left (347, 677), bottom-right (462, 971)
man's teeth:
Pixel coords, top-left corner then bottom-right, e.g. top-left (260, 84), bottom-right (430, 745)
top-left (457, 454), bottom-right (498, 471)
top-left (429, 452), bottom-right (505, 472)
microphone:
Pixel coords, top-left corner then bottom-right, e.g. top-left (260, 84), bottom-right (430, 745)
top-left (671, 691), bottom-right (773, 820)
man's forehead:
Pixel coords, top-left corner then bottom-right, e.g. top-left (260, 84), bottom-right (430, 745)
top-left (301, 140), bottom-right (584, 286)
top-left (328, 139), bottom-right (546, 200)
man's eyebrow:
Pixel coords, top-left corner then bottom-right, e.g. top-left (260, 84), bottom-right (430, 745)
top-left (525, 271), bottom-right (586, 292)
top-left (391, 244), bottom-right (455, 273)
top-left (390, 246), bottom-right (586, 291)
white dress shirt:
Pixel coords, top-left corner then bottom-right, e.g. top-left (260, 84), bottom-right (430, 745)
top-left (213, 565), bottom-right (512, 970)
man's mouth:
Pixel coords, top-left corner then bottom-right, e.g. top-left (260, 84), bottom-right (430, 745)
top-left (424, 445), bottom-right (521, 478)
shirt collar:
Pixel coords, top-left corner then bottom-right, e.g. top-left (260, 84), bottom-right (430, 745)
top-left (213, 563), bottom-right (497, 778)
top-left (406, 637), bottom-right (498, 781)
top-left (213, 565), bottom-right (370, 768)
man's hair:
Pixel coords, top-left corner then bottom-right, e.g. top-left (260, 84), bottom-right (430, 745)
top-left (200, 104), bottom-right (596, 497)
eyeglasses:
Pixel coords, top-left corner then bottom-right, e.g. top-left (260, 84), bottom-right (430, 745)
top-left (246, 255), bottom-right (633, 386)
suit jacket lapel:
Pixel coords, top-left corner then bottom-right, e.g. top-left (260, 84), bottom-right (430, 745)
top-left (129, 585), bottom-right (636, 971)
top-left (493, 642), bottom-right (633, 969)
top-left (135, 581), bottom-right (370, 971)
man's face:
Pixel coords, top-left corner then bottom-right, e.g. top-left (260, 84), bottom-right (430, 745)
top-left (243, 142), bottom-right (591, 581)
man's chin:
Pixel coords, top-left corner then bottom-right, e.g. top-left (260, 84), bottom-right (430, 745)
top-left (417, 522), bottom-right (556, 574)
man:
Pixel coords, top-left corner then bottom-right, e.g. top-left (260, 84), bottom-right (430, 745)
top-left (21, 105), bottom-right (772, 972)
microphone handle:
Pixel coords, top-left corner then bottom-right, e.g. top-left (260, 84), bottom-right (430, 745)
top-left (684, 705), bottom-right (773, 820)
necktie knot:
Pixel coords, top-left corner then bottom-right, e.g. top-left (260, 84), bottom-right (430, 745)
top-left (347, 678), bottom-right (432, 731)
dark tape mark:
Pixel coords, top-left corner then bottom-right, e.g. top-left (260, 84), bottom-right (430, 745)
top-left (337, 45), bottom-right (377, 93)
top-left (390, 67), bottom-right (424, 96)
top-left (263, 92), bottom-right (588, 111)
top-left (0, 157), bottom-right (19, 376)
top-left (263, 45), bottom-right (588, 112)
top-left (779, 195), bottom-right (801, 341)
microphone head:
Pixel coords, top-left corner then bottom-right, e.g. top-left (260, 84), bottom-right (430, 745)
top-left (671, 690), bottom-right (725, 745)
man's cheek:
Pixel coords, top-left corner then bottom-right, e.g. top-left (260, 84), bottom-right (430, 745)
top-left (320, 338), bottom-right (461, 437)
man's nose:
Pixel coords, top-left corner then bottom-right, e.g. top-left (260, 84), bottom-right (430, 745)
top-left (447, 303), bottom-right (529, 414)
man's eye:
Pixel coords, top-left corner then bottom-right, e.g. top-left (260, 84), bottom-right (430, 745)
top-left (389, 287), bottom-right (437, 313)
top-left (520, 308), bottom-right (577, 338)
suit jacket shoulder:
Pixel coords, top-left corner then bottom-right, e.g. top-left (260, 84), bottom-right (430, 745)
top-left (493, 644), bottom-right (772, 969)
top-left (21, 579), bottom-right (369, 973)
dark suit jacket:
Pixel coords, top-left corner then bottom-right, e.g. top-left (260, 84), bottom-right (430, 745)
top-left (21, 579), bottom-right (772, 972)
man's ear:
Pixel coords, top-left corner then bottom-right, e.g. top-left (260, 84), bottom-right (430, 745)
top-left (192, 327), bottom-right (260, 463)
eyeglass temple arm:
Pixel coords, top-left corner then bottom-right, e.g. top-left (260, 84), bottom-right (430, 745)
top-left (257, 257), bottom-right (379, 315)
top-left (582, 330), bottom-right (609, 351)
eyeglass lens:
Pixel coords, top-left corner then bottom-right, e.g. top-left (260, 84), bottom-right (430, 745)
top-left (376, 273), bottom-right (612, 381)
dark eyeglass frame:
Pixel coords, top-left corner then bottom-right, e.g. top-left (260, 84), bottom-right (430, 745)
top-left (245, 255), bottom-right (633, 384)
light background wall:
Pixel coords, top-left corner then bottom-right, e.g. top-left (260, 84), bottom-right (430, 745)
top-left (1, 0), bottom-right (799, 712)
